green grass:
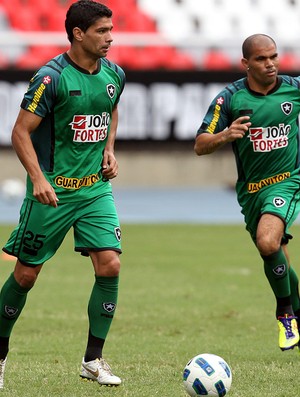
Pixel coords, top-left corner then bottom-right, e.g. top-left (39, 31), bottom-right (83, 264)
top-left (0, 223), bottom-right (300, 396)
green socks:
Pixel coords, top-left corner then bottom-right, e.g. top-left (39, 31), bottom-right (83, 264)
top-left (0, 273), bottom-right (31, 337)
top-left (88, 275), bottom-right (119, 340)
top-left (262, 248), bottom-right (290, 298)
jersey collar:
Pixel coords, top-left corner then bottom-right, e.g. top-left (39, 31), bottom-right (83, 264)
top-left (245, 76), bottom-right (282, 96)
top-left (63, 53), bottom-right (101, 75)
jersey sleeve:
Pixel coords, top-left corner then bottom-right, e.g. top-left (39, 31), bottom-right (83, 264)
top-left (20, 66), bottom-right (59, 117)
top-left (196, 88), bottom-right (233, 137)
top-left (102, 58), bottom-right (126, 105)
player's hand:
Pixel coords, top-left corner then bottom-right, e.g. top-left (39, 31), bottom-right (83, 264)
top-left (223, 116), bottom-right (251, 142)
top-left (102, 150), bottom-right (119, 180)
top-left (32, 177), bottom-right (59, 207)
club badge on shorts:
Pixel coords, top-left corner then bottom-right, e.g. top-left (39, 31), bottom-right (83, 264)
top-left (273, 197), bottom-right (286, 207)
top-left (114, 227), bottom-right (121, 241)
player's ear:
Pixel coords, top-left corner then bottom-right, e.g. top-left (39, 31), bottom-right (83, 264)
top-left (73, 27), bottom-right (83, 42)
top-left (241, 58), bottom-right (249, 71)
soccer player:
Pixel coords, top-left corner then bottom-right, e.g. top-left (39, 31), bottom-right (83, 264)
top-left (195, 34), bottom-right (300, 351)
top-left (0, 0), bottom-right (125, 388)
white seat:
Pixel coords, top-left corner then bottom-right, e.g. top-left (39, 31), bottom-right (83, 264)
top-left (231, 10), bottom-right (270, 41)
top-left (156, 8), bottom-right (196, 42)
top-left (138, 0), bottom-right (175, 19)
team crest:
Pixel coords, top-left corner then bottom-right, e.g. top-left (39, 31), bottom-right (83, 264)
top-left (114, 227), bottom-right (121, 241)
top-left (103, 302), bottom-right (116, 312)
top-left (273, 264), bottom-right (286, 276)
top-left (106, 84), bottom-right (116, 99)
top-left (273, 197), bottom-right (286, 207)
top-left (5, 305), bottom-right (18, 317)
top-left (281, 102), bottom-right (292, 115)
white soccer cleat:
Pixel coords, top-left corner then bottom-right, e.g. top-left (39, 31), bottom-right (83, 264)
top-left (80, 357), bottom-right (121, 386)
top-left (0, 358), bottom-right (7, 389)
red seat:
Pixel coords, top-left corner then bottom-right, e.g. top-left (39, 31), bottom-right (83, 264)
top-left (201, 48), bottom-right (231, 70)
top-left (279, 51), bottom-right (300, 71)
top-left (45, 4), bottom-right (67, 31)
top-left (15, 45), bottom-right (68, 69)
top-left (116, 46), bottom-right (164, 70)
top-left (106, 46), bottom-right (122, 65)
top-left (7, 4), bottom-right (43, 31)
top-left (0, 50), bottom-right (9, 68)
top-left (120, 10), bottom-right (157, 32)
top-left (27, 0), bottom-right (59, 15)
top-left (115, 45), bottom-right (196, 70)
top-left (166, 50), bottom-right (197, 70)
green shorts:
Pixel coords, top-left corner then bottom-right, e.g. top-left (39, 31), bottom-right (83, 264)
top-left (3, 193), bottom-right (122, 266)
top-left (240, 177), bottom-right (300, 244)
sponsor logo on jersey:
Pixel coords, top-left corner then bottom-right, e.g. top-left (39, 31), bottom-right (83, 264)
top-left (248, 124), bottom-right (291, 152)
top-left (54, 173), bottom-right (100, 189)
top-left (207, 96), bottom-right (223, 133)
top-left (281, 102), bottom-right (293, 115)
top-left (106, 83), bottom-right (116, 99)
top-left (69, 113), bottom-right (110, 142)
top-left (43, 75), bottom-right (51, 84)
top-left (247, 172), bottom-right (290, 193)
top-left (27, 78), bottom-right (50, 113)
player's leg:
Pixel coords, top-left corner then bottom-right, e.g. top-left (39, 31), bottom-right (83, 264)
top-left (282, 245), bottom-right (300, 324)
top-left (81, 250), bottom-right (121, 385)
top-left (257, 214), bottom-right (299, 350)
top-left (86, 250), bottom-right (120, 360)
top-left (0, 198), bottom-right (73, 388)
top-left (284, 248), bottom-right (300, 344)
top-left (0, 261), bottom-right (42, 388)
top-left (74, 194), bottom-right (122, 386)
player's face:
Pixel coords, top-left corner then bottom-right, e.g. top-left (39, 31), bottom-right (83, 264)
top-left (245, 42), bottom-right (279, 92)
top-left (80, 17), bottom-right (113, 59)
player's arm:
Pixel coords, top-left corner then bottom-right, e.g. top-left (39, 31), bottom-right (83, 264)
top-left (102, 105), bottom-right (119, 179)
top-left (11, 109), bottom-right (59, 207)
top-left (194, 116), bottom-right (251, 156)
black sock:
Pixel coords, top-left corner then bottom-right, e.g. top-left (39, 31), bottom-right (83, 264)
top-left (0, 337), bottom-right (9, 360)
top-left (84, 330), bottom-right (105, 362)
top-left (276, 296), bottom-right (293, 318)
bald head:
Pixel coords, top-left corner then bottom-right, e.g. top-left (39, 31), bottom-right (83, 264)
top-left (242, 34), bottom-right (277, 59)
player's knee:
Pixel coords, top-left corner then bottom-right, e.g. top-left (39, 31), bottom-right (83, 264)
top-left (96, 256), bottom-right (120, 277)
top-left (14, 269), bottom-right (38, 289)
top-left (14, 261), bottom-right (41, 288)
top-left (256, 234), bottom-right (281, 256)
top-left (106, 256), bottom-right (121, 276)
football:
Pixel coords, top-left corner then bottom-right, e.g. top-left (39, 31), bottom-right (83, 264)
top-left (183, 353), bottom-right (232, 396)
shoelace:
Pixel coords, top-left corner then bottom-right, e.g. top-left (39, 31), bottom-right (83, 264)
top-left (281, 317), bottom-right (296, 338)
top-left (99, 359), bottom-right (113, 375)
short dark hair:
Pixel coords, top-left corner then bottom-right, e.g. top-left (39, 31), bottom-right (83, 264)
top-left (65, 0), bottom-right (112, 43)
top-left (242, 34), bottom-right (276, 59)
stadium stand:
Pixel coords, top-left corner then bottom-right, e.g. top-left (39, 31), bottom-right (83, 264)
top-left (201, 47), bottom-right (232, 71)
top-left (0, 0), bottom-right (300, 70)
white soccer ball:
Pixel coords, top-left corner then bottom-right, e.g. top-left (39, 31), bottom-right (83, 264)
top-left (183, 353), bottom-right (232, 396)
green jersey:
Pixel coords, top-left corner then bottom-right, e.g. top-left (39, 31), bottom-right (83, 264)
top-left (21, 53), bottom-right (125, 203)
top-left (197, 76), bottom-right (300, 202)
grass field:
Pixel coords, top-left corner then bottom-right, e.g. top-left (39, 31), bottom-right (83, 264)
top-left (0, 223), bottom-right (300, 396)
